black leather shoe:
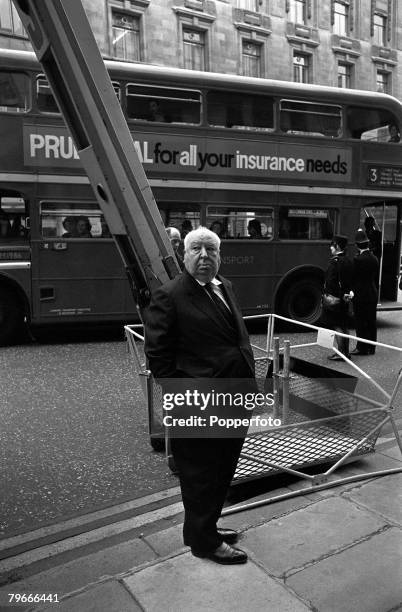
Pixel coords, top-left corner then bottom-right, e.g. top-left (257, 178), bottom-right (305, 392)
top-left (350, 349), bottom-right (368, 356)
top-left (192, 543), bottom-right (248, 565)
top-left (217, 528), bottom-right (239, 544)
top-left (327, 354), bottom-right (344, 361)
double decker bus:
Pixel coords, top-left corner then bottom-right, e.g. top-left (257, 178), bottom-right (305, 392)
top-left (1, 48), bottom-right (402, 344)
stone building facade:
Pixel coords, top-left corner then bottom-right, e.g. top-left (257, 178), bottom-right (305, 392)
top-left (1, 0), bottom-right (401, 98)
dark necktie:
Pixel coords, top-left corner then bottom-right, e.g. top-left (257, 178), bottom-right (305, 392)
top-left (204, 282), bottom-right (235, 328)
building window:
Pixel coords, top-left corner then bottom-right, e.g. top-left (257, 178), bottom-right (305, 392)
top-left (112, 11), bottom-right (141, 61)
top-left (242, 41), bottom-right (261, 78)
top-left (376, 71), bottom-right (390, 93)
top-left (333, 2), bottom-right (349, 36)
top-left (289, 0), bottom-right (306, 24)
top-left (237, 0), bottom-right (259, 10)
top-left (0, 0), bottom-right (25, 36)
top-left (337, 63), bottom-right (352, 88)
top-left (183, 29), bottom-right (206, 71)
top-left (293, 53), bottom-right (310, 83)
top-left (373, 13), bottom-right (387, 47)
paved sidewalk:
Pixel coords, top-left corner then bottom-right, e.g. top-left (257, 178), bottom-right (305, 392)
top-left (1, 443), bottom-right (401, 612)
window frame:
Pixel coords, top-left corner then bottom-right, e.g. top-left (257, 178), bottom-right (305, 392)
top-left (293, 52), bottom-right (310, 84)
top-left (206, 205), bottom-right (274, 240)
top-left (183, 28), bottom-right (207, 72)
top-left (241, 40), bottom-right (262, 78)
top-left (373, 12), bottom-right (387, 47)
top-left (280, 99), bottom-right (342, 137)
top-left (125, 82), bottom-right (202, 125)
top-left (0, 70), bottom-right (31, 114)
top-left (0, 0), bottom-right (26, 36)
top-left (337, 62), bottom-right (352, 89)
top-left (278, 206), bottom-right (336, 241)
top-left (289, 0), bottom-right (307, 25)
top-left (39, 201), bottom-right (109, 239)
top-left (333, 1), bottom-right (349, 37)
top-left (376, 70), bottom-right (390, 94)
top-left (206, 89), bottom-right (275, 132)
top-left (111, 10), bottom-right (141, 62)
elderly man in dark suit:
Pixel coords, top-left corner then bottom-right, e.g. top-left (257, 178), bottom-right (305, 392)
top-left (350, 229), bottom-right (379, 355)
top-left (144, 226), bottom-right (255, 564)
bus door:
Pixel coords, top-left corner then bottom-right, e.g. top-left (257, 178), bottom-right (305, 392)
top-left (31, 200), bottom-right (136, 324)
top-left (361, 203), bottom-right (402, 303)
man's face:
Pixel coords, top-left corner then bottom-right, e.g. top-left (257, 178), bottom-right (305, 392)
top-left (184, 235), bottom-right (220, 282)
top-left (169, 235), bottom-right (181, 252)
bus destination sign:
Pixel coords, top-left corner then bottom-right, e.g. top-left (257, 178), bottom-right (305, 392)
top-left (367, 165), bottom-right (402, 189)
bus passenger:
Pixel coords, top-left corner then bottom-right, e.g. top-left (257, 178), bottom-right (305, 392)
top-left (388, 122), bottom-right (400, 143)
top-left (62, 216), bottom-right (77, 237)
top-left (148, 99), bottom-right (169, 123)
top-left (210, 221), bottom-right (225, 238)
top-left (0, 209), bottom-right (11, 238)
top-left (76, 216), bottom-right (92, 238)
top-left (100, 219), bottom-right (112, 238)
top-left (180, 219), bottom-right (193, 240)
top-left (322, 235), bottom-right (354, 361)
top-left (8, 214), bottom-right (27, 238)
top-left (166, 226), bottom-right (184, 270)
top-left (247, 219), bottom-right (262, 238)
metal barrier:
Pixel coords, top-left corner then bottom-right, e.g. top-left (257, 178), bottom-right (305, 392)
top-left (124, 314), bottom-right (402, 490)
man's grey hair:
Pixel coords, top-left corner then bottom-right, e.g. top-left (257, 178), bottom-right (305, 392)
top-left (184, 226), bottom-right (221, 251)
top-left (166, 226), bottom-right (181, 240)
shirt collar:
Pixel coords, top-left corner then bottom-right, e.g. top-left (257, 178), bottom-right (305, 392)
top-left (195, 277), bottom-right (222, 287)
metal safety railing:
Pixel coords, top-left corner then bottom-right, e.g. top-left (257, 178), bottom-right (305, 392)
top-left (124, 314), bottom-right (402, 493)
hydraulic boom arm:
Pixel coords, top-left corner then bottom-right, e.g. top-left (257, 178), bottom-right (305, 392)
top-left (12, 0), bottom-right (180, 318)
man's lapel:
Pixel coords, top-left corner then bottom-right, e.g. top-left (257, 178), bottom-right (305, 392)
top-left (183, 271), bottom-right (235, 332)
top-left (219, 276), bottom-right (243, 335)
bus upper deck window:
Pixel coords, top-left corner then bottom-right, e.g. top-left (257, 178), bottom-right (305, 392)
top-left (126, 84), bottom-right (201, 125)
top-left (36, 77), bottom-right (59, 114)
top-left (280, 100), bottom-right (341, 137)
top-left (207, 91), bottom-right (274, 131)
top-left (347, 106), bottom-right (401, 142)
top-left (0, 72), bottom-right (30, 113)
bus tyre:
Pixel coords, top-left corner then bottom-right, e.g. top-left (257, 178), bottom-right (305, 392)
top-left (0, 287), bottom-right (23, 345)
top-left (279, 277), bottom-right (322, 325)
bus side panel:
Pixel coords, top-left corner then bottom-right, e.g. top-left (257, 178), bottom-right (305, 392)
top-left (30, 238), bottom-right (137, 323)
top-left (219, 241), bottom-right (275, 312)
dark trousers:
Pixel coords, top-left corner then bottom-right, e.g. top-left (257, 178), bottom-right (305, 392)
top-left (354, 300), bottom-right (377, 353)
top-left (321, 303), bottom-right (350, 356)
top-left (171, 437), bottom-right (244, 552)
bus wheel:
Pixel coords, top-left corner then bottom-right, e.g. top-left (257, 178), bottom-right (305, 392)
top-left (278, 277), bottom-right (322, 325)
top-left (0, 287), bottom-right (23, 345)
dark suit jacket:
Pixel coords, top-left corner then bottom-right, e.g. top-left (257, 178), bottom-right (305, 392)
top-left (144, 270), bottom-right (255, 379)
top-left (324, 252), bottom-right (353, 298)
top-left (353, 250), bottom-right (379, 303)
